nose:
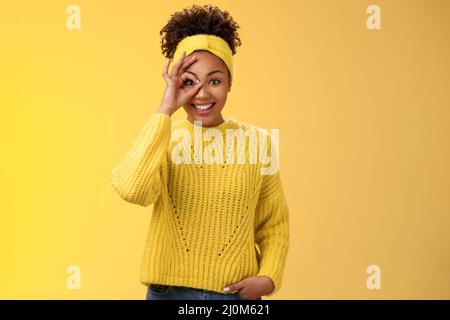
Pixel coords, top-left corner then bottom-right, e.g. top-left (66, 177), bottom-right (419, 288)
top-left (194, 83), bottom-right (210, 99)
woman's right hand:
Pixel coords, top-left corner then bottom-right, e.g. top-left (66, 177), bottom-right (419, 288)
top-left (158, 51), bottom-right (202, 116)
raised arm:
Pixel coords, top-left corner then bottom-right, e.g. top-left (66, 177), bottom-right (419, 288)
top-left (110, 50), bottom-right (204, 207)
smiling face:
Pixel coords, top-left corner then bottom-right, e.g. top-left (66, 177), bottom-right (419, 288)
top-left (182, 50), bottom-right (231, 127)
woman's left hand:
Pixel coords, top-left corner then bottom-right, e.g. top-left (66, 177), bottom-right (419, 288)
top-left (224, 276), bottom-right (274, 300)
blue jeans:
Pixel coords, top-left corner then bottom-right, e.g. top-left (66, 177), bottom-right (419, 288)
top-left (146, 284), bottom-right (262, 300)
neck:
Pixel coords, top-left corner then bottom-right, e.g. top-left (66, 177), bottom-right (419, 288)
top-left (178, 114), bottom-right (235, 133)
top-left (187, 114), bottom-right (225, 128)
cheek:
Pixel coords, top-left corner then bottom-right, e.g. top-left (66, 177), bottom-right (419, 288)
top-left (214, 87), bottom-right (228, 101)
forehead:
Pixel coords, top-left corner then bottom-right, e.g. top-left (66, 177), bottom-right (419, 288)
top-left (188, 50), bottom-right (227, 72)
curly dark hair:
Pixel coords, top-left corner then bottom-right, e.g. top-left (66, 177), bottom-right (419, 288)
top-left (160, 4), bottom-right (242, 59)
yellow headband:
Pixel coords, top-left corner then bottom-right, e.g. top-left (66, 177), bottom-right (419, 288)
top-left (171, 34), bottom-right (234, 80)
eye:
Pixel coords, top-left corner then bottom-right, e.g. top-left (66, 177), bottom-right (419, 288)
top-left (210, 79), bottom-right (221, 86)
top-left (184, 79), bottom-right (195, 86)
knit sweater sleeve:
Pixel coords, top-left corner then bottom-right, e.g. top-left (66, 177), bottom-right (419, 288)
top-left (254, 134), bottom-right (290, 297)
top-left (109, 112), bottom-right (171, 207)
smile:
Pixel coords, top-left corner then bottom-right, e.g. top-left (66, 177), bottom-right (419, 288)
top-left (191, 102), bottom-right (216, 110)
top-left (191, 102), bottom-right (216, 116)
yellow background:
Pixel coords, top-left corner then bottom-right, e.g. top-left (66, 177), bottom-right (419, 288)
top-left (1, 0), bottom-right (449, 299)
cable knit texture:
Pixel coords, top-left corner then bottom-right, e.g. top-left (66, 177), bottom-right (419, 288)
top-left (110, 112), bottom-right (289, 297)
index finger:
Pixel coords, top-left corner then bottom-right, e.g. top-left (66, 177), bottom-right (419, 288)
top-left (178, 55), bottom-right (198, 77)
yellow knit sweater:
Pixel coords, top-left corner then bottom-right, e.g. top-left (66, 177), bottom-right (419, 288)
top-left (109, 112), bottom-right (289, 297)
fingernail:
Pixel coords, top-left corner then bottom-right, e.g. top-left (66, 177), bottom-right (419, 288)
top-left (196, 79), bottom-right (200, 84)
top-left (223, 287), bottom-right (230, 292)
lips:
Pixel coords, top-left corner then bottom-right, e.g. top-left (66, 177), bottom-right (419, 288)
top-left (191, 102), bottom-right (216, 116)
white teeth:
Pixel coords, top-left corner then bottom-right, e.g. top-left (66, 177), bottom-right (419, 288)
top-left (193, 103), bottom-right (214, 110)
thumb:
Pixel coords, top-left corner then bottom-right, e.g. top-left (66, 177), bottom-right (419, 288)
top-left (224, 279), bottom-right (247, 293)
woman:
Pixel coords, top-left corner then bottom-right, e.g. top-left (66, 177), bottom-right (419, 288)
top-left (110, 4), bottom-right (289, 300)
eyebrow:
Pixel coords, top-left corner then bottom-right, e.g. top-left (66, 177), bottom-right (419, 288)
top-left (185, 70), bottom-right (223, 77)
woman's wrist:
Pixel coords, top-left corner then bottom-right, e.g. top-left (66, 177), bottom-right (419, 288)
top-left (157, 105), bottom-right (174, 117)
